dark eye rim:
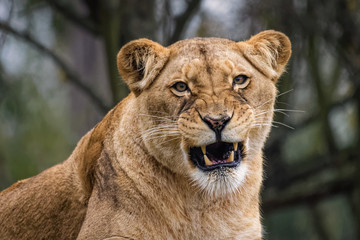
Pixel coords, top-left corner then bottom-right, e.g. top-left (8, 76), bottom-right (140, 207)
top-left (172, 81), bottom-right (189, 92)
top-left (233, 74), bottom-right (250, 86)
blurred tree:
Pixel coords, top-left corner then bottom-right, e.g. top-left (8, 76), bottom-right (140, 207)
top-left (0, 0), bottom-right (202, 110)
top-left (0, 0), bottom-right (202, 186)
top-left (241, 0), bottom-right (360, 239)
top-left (0, 0), bottom-right (359, 239)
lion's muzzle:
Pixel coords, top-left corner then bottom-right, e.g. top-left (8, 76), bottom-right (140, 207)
top-left (189, 141), bottom-right (244, 171)
top-left (202, 115), bottom-right (231, 141)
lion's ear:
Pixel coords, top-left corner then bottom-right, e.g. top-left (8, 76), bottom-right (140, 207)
top-left (238, 30), bottom-right (291, 82)
top-left (117, 39), bottom-right (170, 95)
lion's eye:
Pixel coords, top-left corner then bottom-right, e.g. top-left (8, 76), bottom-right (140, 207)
top-left (172, 82), bottom-right (189, 92)
top-left (233, 75), bottom-right (249, 86)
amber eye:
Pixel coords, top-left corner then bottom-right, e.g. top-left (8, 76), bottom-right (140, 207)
top-left (233, 75), bottom-right (249, 86)
top-left (172, 82), bottom-right (189, 92)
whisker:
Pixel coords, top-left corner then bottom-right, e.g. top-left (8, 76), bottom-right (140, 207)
top-left (147, 110), bottom-right (179, 117)
top-left (142, 123), bottom-right (178, 129)
top-left (142, 130), bottom-right (180, 137)
top-left (251, 124), bottom-right (278, 128)
top-left (143, 130), bottom-right (179, 135)
top-left (254, 111), bottom-right (279, 117)
top-left (142, 125), bottom-right (179, 131)
top-left (254, 98), bottom-right (273, 109)
top-left (134, 110), bottom-right (181, 141)
top-left (158, 136), bottom-right (182, 146)
top-left (275, 101), bottom-right (292, 107)
top-left (140, 116), bottom-right (178, 123)
top-left (138, 125), bottom-right (180, 141)
top-left (276, 89), bottom-right (293, 98)
top-left (272, 121), bottom-right (295, 130)
top-left (251, 122), bottom-right (274, 125)
top-left (151, 119), bottom-right (178, 123)
top-left (142, 125), bottom-right (179, 130)
top-left (139, 114), bottom-right (178, 122)
top-left (142, 128), bottom-right (180, 134)
top-left (251, 121), bottom-right (273, 125)
top-left (274, 109), bottom-right (305, 113)
top-left (141, 131), bottom-right (180, 139)
top-left (142, 130), bottom-right (180, 138)
top-left (254, 89), bottom-right (294, 109)
top-left (144, 135), bottom-right (181, 142)
top-left (255, 109), bottom-right (304, 118)
top-left (251, 119), bottom-right (294, 130)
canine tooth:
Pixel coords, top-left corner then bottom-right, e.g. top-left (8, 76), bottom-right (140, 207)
top-left (233, 142), bottom-right (238, 151)
top-left (226, 151), bottom-right (234, 163)
top-left (204, 155), bottom-right (212, 166)
top-left (201, 146), bottom-right (206, 155)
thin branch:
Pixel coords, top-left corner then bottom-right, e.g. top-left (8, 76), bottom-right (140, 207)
top-left (266, 93), bottom-right (355, 150)
top-left (167, 0), bottom-right (202, 44)
top-left (309, 204), bottom-right (330, 240)
top-left (0, 0), bottom-right (14, 50)
top-left (262, 174), bottom-right (356, 213)
top-left (307, 36), bottom-right (337, 152)
top-left (265, 145), bottom-right (359, 191)
top-left (0, 20), bottom-right (109, 113)
top-left (44, 0), bottom-right (99, 35)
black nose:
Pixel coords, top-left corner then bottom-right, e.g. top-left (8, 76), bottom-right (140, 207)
top-left (203, 115), bottom-right (231, 140)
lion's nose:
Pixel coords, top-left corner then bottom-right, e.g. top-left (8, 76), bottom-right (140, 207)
top-left (203, 115), bottom-right (231, 140)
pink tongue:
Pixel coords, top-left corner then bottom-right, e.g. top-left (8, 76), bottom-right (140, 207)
top-left (208, 155), bottom-right (226, 164)
top-left (212, 160), bottom-right (226, 164)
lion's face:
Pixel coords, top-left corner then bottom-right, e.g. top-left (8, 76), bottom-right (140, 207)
top-left (117, 32), bottom-right (291, 197)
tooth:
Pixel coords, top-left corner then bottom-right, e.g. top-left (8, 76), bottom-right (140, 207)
top-left (233, 142), bottom-right (238, 151)
top-left (201, 145), bottom-right (206, 155)
top-left (204, 155), bottom-right (212, 166)
top-left (226, 151), bottom-right (234, 163)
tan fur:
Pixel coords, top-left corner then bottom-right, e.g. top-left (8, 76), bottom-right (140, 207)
top-left (0, 30), bottom-right (291, 239)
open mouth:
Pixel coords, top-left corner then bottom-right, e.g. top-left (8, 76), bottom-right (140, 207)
top-left (190, 142), bottom-right (244, 171)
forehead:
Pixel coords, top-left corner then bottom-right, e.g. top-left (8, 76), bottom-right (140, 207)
top-left (169, 37), bottom-right (238, 59)
top-left (165, 38), bottom-right (254, 79)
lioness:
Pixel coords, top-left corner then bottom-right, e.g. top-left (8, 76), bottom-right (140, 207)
top-left (0, 30), bottom-right (291, 239)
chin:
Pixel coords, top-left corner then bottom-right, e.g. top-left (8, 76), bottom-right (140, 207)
top-left (186, 140), bottom-right (249, 198)
top-left (190, 163), bottom-right (249, 198)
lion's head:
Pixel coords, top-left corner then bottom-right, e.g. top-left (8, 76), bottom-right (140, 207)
top-left (117, 30), bottom-right (291, 197)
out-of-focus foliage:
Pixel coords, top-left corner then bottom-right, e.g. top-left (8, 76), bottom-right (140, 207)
top-left (0, 1), bottom-right (75, 188)
top-left (241, 0), bottom-right (360, 239)
top-left (0, 0), bottom-right (359, 239)
top-left (0, 70), bottom-right (73, 187)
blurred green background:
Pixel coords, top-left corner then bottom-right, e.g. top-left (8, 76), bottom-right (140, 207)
top-left (0, 0), bottom-right (359, 239)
